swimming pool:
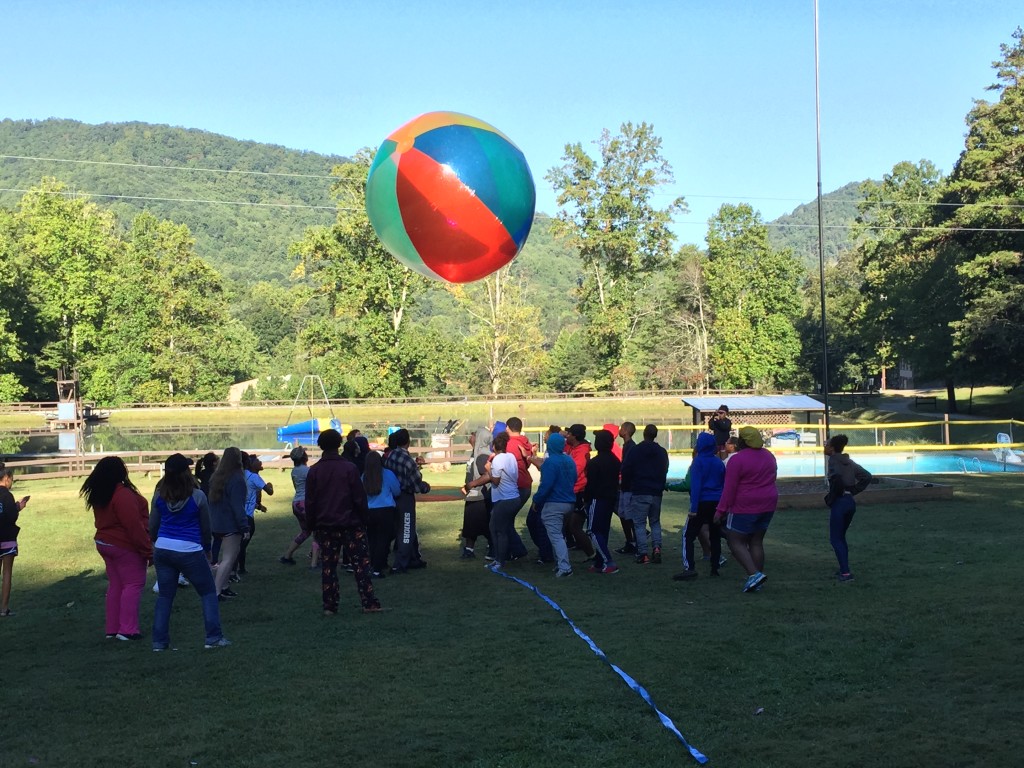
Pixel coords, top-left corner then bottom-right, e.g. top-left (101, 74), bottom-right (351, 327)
top-left (667, 451), bottom-right (1024, 479)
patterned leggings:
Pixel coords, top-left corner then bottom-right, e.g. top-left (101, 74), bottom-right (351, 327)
top-left (315, 527), bottom-right (380, 613)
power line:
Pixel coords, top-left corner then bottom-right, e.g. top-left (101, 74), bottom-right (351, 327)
top-left (0, 187), bottom-right (343, 212)
top-left (3, 153), bottom-right (1024, 212)
top-left (0, 186), bottom-right (1020, 234)
top-left (0, 154), bottom-right (339, 180)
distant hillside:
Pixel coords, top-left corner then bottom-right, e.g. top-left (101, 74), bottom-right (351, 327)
top-left (767, 181), bottom-right (866, 267)
top-left (0, 119), bottom-right (345, 282)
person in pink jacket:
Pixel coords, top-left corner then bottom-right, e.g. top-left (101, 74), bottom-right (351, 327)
top-left (714, 426), bottom-right (777, 593)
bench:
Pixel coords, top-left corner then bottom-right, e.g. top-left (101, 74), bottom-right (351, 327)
top-left (914, 395), bottom-right (938, 411)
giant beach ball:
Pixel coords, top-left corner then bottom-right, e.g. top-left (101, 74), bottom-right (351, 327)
top-left (365, 111), bottom-right (536, 283)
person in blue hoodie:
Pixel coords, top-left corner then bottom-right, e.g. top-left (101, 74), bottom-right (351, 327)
top-left (673, 432), bottom-right (725, 580)
top-left (532, 432), bottom-right (578, 578)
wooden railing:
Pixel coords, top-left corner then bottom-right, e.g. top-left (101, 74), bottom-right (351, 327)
top-left (4, 443), bottom-right (473, 482)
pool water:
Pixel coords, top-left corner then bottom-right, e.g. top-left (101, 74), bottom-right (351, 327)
top-left (667, 451), bottom-right (1024, 479)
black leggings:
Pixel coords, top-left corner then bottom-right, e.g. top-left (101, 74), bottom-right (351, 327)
top-left (237, 515), bottom-right (255, 572)
top-left (366, 505), bottom-right (395, 573)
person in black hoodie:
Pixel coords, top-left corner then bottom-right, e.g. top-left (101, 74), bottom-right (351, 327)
top-left (620, 425), bottom-right (670, 564)
top-left (824, 434), bottom-right (872, 582)
top-left (585, 429), bottom-right (622, 574)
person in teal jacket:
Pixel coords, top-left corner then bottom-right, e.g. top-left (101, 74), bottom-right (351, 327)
top-left (533, 433), bottom-right (577, 578)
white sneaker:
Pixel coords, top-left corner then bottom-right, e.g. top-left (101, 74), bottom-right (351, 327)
top-left (204, 637), bottom-right (232, 649)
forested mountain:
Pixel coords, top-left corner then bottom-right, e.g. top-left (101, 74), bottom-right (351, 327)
top-left (0, 119), bottom-right (343, 282)
top-left (767, 181), bottom-right (864, 267)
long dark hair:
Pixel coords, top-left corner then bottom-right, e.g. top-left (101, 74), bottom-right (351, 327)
top-left (80, 456), bottom-right (138, 510)
top-left (209, 447), bottom-right (243, 503)
top-left (363, 450), bottom-right (384, 497)
top-left (156, 468), bottom-right (197, 503)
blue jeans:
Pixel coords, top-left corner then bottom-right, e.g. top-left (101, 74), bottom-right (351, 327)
top-left (829, 495), bottom-right (857, 574)
top-left (526, 502), bottom-right (553, 562)
top-left (153, 548), bottom-right (223, 649)
top-left (489, 498), bottom-right (522, 565)
top-left (630, 495), bottom-right (663, 556)
top-left (540, 502), bottom-right (574, 573)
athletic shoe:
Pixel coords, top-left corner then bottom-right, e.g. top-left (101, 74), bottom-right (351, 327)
top-left (484, 560), bottom-right (501, 571)
top-left (177, 574), bottom-right (189, 586)
top-left (600, 565), bottom-right (620, 574)
top-left (371, 570), bottom-right (386, 579)
top-left (586, 565), bottom-right (603, 574)
top-left (408, 560), bottom-right (428, 569)
top-left (635, 554), bottom-right (651, 565)
top-left (362, 605), bottom-right (384, 614)
top-left (837, 572), bottom-right (854, 582)
top-left (743, 572), bottom-right (768, 593)
top-left (672, 570), bottom-right (698, 581)
top-left (615, 543), bottom-right (637, 555)
top-left (106, 633), bottom-right (117, 640)
top-left (389, 567), bottom-right (407, 575)
top-left (718, 555), bottom-right (728, 568)
top-left (228, 573), bottom-right (241, 583)
top-left (652, 547), bottom-right (662, 564)
top-left (204, 638), bottom-right (232, 649)
top-left (554, 569), bottom-right (573, 578)
top-left (279, 556), bottom-right (296, 565)
top-left (220, 589), bottom-right (238, 598)
top-left (460, 548), bottom-right (475, 559)
top-left (535, 558), bottom-right (553, 565)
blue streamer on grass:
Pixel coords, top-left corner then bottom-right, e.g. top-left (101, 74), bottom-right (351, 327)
top-left (489, 566), bottom-right (709, 764)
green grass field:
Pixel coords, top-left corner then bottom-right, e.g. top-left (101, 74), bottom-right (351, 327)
top-left (4, 472), bottom-right (1022, 767)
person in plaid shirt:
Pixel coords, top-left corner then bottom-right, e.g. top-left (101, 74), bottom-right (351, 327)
top-left (383, 429), bottom-right (430, 573)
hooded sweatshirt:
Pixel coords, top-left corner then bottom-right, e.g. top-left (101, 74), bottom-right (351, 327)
top-left (827, 452), bottom-right (872, 498)
top-left (717, 445), bottom-right (778, 516)
top-left (507, 432), bottom-right (535, 489)
top-left (533, 433), bottom-right (577, 506)
top-left (689, 432), bottom-right (725, 513)
top-left (465, 426), bottom-right (493, 502)
top-left (149, 489), bottom-right (212, 552)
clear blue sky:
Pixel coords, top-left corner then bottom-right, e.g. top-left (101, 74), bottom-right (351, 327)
top-left (3, 0), bottom-right (1020, 246)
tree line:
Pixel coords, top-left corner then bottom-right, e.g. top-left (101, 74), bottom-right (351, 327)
top-left (1, 29), bottom-right (1020, 407)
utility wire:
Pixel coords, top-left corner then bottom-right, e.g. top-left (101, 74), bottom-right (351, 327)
top-left (4, 153), bottom-right (1023, 211)
top-left (0, 154), bottom-right (339, 180)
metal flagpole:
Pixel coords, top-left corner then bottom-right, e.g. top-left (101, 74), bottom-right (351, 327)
top-left (814, 0), bottom-right (831, 437)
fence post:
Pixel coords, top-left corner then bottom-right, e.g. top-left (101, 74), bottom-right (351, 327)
top-left (943, 413), bottom-right (950, 446)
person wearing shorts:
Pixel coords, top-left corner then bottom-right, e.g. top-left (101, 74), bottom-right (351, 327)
top-left (0, 467), bottom-right (28, 617)
top-left (715, 426), bottom-right (778, 593)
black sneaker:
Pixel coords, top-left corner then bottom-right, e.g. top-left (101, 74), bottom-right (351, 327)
top-left (460, 548), bottom-right (475, 559)
top-left (220, 589), bottom-right (239, 598)
top-left (228, 573), bottom-right (241, 583)
top-left (672, 570), bottom-right (698, 581)
top-left (615, 543), bottom-right (637, 555)
top-left (279, 556), bottom-right (296, 565)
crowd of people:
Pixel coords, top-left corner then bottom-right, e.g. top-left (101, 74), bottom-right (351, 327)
top-left (0, 410), bottom-right (873, 649)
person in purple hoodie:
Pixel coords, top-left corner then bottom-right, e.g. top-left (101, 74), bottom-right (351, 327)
top-left (714, 426), bottom-right (778, 593)
top-left (673, 432), bottom-right (724, 580)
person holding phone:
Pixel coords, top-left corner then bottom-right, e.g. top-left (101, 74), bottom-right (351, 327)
top-left (0, 466), bottom-right (29, 617)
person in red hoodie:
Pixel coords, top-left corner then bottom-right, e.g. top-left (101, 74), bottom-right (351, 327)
top-left (564, 424), bottom-right (595, 558)
top-left (504, 417), bottom-right (534, 559)
top-left (81, 456), bottom-right (152, 639)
